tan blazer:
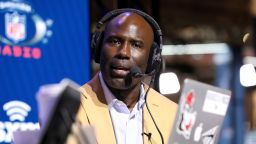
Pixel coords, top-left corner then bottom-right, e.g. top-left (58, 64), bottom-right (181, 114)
top-left (68, 74), bottom-right (177, 144)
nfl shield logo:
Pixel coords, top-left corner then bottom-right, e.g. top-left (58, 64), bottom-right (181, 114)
top-left (5, 12), bottom-right (26, 42)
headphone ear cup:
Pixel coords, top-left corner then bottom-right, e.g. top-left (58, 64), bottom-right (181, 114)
top-left (92, 31), bottom-right (104, 63)
top-left (146, 42), bottom-right (161, 74)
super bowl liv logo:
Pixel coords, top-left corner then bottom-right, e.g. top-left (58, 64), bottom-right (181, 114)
top-left (0, 0), bottom-right (53, 59)
top-left (0, 101), bottom-right (40, 143)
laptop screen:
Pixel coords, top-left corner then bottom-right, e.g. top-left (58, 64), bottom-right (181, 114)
top-left (169, 79), bottom-right (231, 144)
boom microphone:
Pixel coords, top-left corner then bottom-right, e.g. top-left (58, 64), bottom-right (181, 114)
top-left (130, 66), bottom-right (156, 78)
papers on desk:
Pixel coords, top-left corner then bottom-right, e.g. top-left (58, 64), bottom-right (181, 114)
top-left (12, 130), bottom-right (40, 144)
top-left (36, 79), bottom-right (80, 129)
top-left (12, 79), bottom-right (96, 144)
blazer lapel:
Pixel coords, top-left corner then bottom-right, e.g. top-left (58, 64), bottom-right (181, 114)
top-left (142, 85), bottom-right (177, 144)
top-left (79, 74), bottom-right (116, 144)
top-left (143, 88), bottom-right (162, 144)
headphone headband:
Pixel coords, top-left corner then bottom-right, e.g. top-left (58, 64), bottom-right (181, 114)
top-left (96, 8), bottom-right (163, 51)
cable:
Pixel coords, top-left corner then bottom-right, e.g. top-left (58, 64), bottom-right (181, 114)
top-left (144, 73), bottom-right (164, 144)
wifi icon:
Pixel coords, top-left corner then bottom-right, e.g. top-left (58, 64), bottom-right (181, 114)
top-left (3, 101), bottom-right (31, 122)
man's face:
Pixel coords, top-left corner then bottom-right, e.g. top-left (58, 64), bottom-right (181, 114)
top-left (100, 12), bottom-right (154, 90)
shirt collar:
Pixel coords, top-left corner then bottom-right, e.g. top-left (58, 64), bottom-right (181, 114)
top-left (99, 72), bottom-right (145, 110)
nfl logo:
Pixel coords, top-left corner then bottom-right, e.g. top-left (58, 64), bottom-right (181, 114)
top-left (5, 12), bottom-right (26, 43)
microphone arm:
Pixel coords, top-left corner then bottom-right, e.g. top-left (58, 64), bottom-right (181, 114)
top-left (130, 67), bottom-right (156, 78)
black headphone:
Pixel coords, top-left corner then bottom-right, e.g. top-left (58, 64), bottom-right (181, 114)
top-left (91, 8), bottom-right (163, 74)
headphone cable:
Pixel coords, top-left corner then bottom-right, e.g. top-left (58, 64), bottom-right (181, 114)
top-left (144, 73), bottom-right (164, 144)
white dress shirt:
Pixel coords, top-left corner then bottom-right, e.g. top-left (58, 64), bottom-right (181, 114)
top-left (99, 72), bottom-right (145, 144)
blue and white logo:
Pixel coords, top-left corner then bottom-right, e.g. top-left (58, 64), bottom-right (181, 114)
top-left (0, 0), bottom-right (53, 46)
top-left (5, 12), bottom-right (26, 43)
top-left (0, 100), bottom-right (39, 143)
top-left (3, 101), bottom-right (31, 122)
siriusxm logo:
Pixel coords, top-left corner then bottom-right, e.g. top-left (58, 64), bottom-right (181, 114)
top-left (0, 101), bottom-right (40, 143)
top-left (3, 100), bottom-right (31, 121)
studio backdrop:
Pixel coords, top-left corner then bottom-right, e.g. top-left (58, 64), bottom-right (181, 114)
top-left (0, 0), bottom-right (90, 143)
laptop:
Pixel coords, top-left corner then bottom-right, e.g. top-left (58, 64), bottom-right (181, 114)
top-left (168, 79), bottom-right (232, 144)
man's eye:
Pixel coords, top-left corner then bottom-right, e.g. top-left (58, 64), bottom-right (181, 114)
top-left (132, 42), bottom-right (142, 48)
top-left (110, 39), bottom-right (120, 45)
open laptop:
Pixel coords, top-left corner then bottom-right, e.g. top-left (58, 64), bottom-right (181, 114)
top-left (168, 79), bottom-right (232, 144)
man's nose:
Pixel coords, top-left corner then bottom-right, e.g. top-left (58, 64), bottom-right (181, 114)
top-left (117, 42), bottom-right (131, 59)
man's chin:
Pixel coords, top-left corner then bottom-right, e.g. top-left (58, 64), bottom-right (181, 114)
top-left (107, 78), bottom-right (130, 90)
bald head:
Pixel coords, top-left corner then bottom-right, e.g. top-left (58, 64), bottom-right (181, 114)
top-left (104, 12), bottom-right (154, 46)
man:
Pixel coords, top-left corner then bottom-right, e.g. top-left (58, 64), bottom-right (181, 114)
top-left (69, 9), bottom-right (177, 144)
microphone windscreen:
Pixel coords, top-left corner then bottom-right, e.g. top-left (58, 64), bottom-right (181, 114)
top-left (130, 66), bottom-right (143, 78)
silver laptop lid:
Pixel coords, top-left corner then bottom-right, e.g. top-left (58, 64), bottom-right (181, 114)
top-left (169, 79), bottom-right (231, 144)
